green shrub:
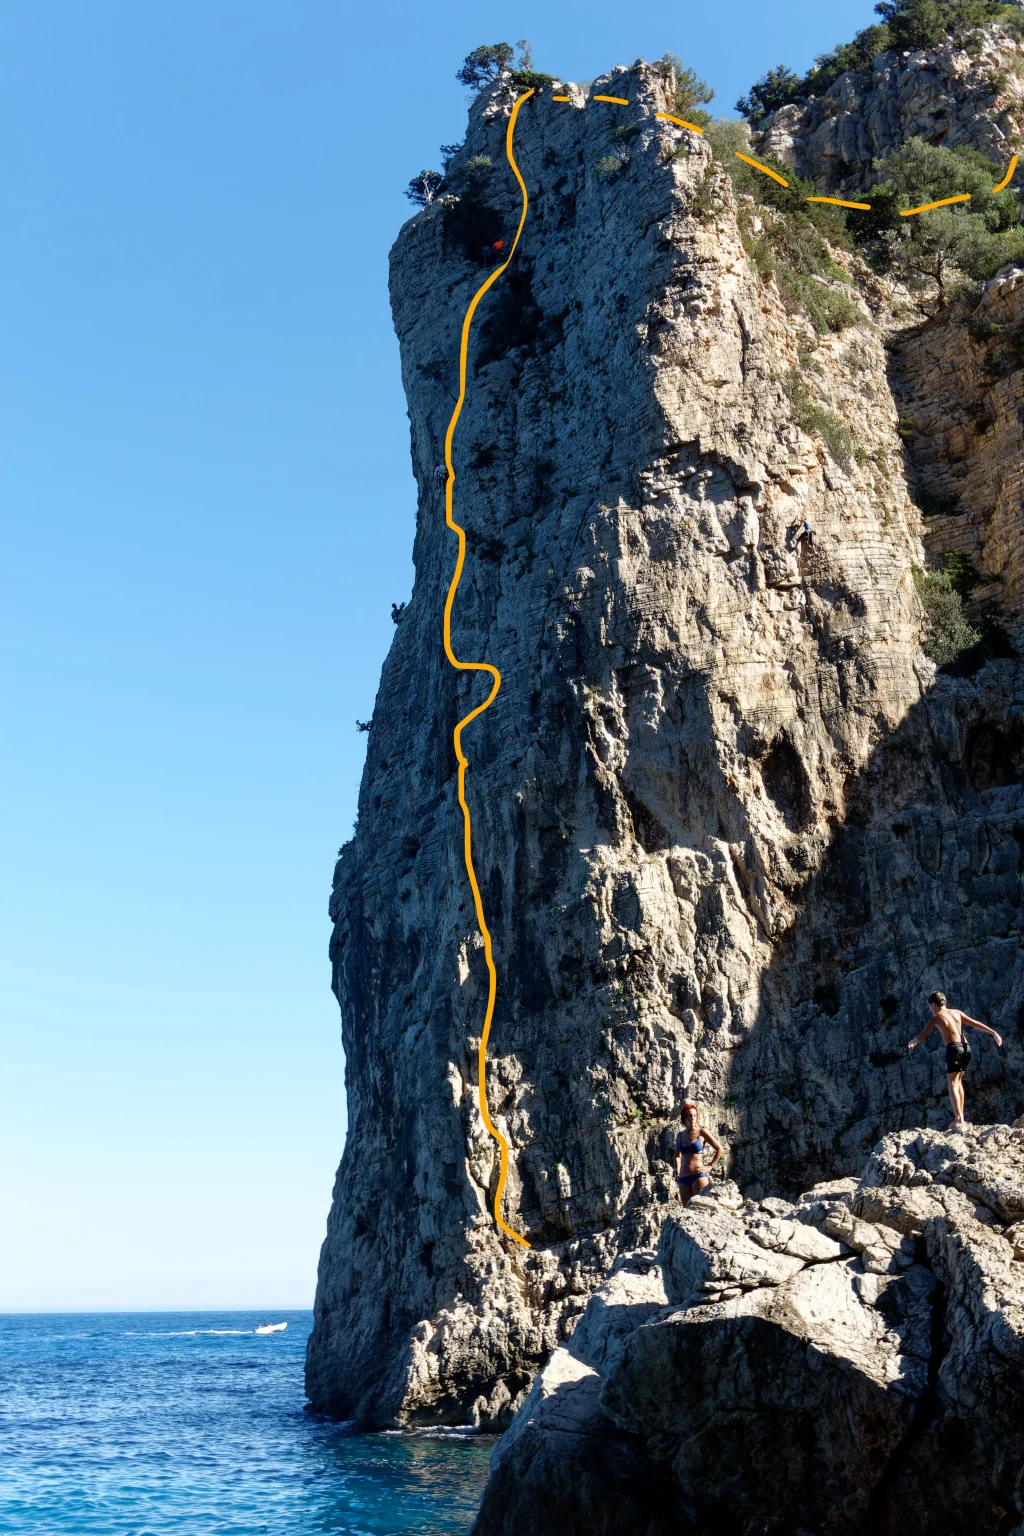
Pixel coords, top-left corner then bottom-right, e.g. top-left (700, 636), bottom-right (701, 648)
top-left (689, 168), bottom-right (723, 220)
top-left (783, 368), bottom-right (856, 472)
top-left (463, 155), bottom-right (494, 187)
top-left (705, 118), bottom-right (751, 156)
top-left (804, 25), bottom-right (894, 94)
top-left (913, 564), bottom-right (982, 664)
top-left (595, 154), bottom-right (627, 181)
top-left (510, 69), bottom-right (556, 89)
top-left (778, 270), bottom-right (862, 333)
top-left (940, 548), bottom-right (983, 596)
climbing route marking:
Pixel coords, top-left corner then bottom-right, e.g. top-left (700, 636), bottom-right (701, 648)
top-left (807, 196), bottom-right (872, 210)
top-left (443, 90), bottom-right (535, 1251)
top-left (655, 110), bottom-right (705, 134)
top-left (900, 193), bottom-right (973, 216)
top-left (992, 155), bottom-right (1018, 194)
top-left (734, 152), bottom-right (789, 187)
top-left (435, 93), bottom-right (1017, 1248)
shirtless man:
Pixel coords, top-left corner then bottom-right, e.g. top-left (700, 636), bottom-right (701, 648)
top-left (907, 990), bottom-right (1003, 1128)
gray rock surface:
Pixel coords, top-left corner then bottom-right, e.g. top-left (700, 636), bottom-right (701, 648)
top-left (307, 46), bottom-right (1024, 1431)
top-left (472, 1122), bottom-right (1024, 1534)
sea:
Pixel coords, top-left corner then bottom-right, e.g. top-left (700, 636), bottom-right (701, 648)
top-left (0, 1311), bottom-right (493, 1534)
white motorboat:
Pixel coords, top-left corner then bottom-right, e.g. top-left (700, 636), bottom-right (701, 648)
top-left (254, 1321), bottom-right (288, 1334)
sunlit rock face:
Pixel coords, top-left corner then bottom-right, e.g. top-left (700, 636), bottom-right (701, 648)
top-left (305, 55), bottom-right (1024, 1432)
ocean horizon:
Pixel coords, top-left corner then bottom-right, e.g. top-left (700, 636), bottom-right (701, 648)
top-left (0, 1310), bottom-right (492, 1534)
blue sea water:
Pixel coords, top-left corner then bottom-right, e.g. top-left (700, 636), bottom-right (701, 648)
top-left (0, 1312), bottom-right (493, 1534)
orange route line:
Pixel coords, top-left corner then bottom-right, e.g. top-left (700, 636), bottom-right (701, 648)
top-left (900, 193), bottom-right (972, 216)
top-left (442, 90), bottom-right (535, 1251)
top-left (655, 110), bottom-right (704, 134)
top-left (807, 195), bottom-right (872, 210)
top-left (552, 94), bottom-right (571, 101)
top-left (992, 155), bottom-right (1018, 193)
top-left (734, 151), bottom-right (789, 187)
top-left (593, 94), bottom-right (629, 104)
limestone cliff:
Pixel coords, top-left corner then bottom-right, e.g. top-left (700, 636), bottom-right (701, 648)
top-left (306, 47), bottom-right (1024, 1440)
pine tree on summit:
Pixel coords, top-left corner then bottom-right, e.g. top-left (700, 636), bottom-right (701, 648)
top-left (456, 44), bottom-right (514, 90)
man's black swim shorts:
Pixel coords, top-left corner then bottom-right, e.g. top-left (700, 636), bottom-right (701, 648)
top-left (945, 1039), bottom-right (972, 1075)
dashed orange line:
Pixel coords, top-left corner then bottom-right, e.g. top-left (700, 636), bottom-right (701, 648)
top-left (900, 193), bottom-right (972, 216)
top-left (807, 195), bottom-right (872, 210)
top-left (593, 94), bottom-right (629, 104)
top-left (442, 91), bottom-right (534, 1251)
top-left (734, 152), bottom-right (789, 187)
top-left (552, 94), bottom-right (571, 101)
top-left (992, 155), bottom-right (1018, 194)
top-left (655, 110), bottom-right (704, 134)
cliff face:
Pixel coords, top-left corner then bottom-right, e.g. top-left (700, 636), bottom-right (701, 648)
top-left (306, 53), bottom-right (1024, 1432)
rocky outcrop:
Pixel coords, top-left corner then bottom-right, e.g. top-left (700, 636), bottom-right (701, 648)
top-left (307, 51), bottom-right (1024, 1430)
top-left (471, 1121), bottom-right (1024, 1534)
top-left (757, 18), bottom-right (1023, 196)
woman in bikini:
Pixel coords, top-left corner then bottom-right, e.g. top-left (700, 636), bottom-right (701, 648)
top-left (674, 1100), bottom-right (724, 1204)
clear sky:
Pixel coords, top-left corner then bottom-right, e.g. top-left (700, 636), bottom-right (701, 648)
top-left (0, 0), bottom-right (881, 1310)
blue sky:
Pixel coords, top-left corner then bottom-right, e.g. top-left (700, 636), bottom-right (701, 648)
top-left (0, 0), bottom-right (881, 1310)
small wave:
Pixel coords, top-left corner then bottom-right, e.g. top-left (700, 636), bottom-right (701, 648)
top-left (123, 1329), bottom-right (250, 1337)
top-left (380, 1425), bottom-right (480, 1439)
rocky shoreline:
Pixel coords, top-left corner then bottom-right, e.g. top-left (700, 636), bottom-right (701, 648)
top-left (471, 1119), bottom-right (1024, 1534)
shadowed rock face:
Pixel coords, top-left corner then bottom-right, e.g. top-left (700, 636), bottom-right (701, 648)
top-left (306, 54), bottom-right (1024, 1431)
top-left (471, 1123), bottom-right (1024, 1535)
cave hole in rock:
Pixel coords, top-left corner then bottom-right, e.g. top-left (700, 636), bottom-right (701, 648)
top-left (964, 721), bottom-right (1024, 791)
top-left (624, 786), bottom-right (670, 851)
top-left (761, 735), bottom-right (813, 831)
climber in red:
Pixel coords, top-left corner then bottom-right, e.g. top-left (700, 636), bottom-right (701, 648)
top-left (491, 240), bottom-right (506, 260)
top-left (674, 1100), bottom-right (723, 1204)
top-left (907, 991), bottom-right (1003, 1129)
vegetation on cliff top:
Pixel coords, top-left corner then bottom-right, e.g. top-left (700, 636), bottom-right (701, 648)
top-left (737, 0), bottom-right (1024, 122)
